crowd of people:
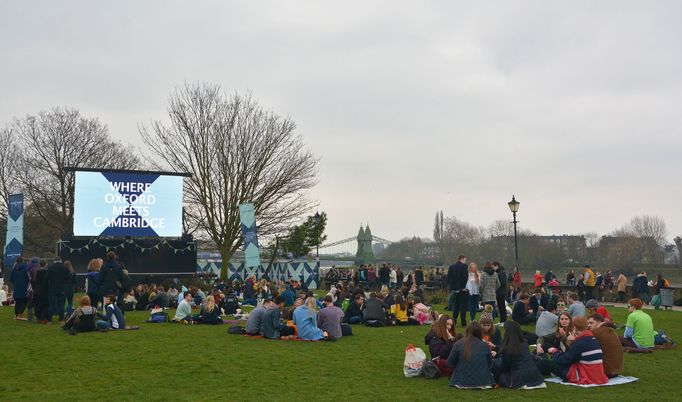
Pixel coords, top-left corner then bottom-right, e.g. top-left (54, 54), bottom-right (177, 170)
top-left (417, 255), bottom-right (675, 388)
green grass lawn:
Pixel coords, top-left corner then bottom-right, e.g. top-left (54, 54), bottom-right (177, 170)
top-left (0, 299), bottom-right (679, 402)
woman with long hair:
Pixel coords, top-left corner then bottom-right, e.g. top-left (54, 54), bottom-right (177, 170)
top-left (494, 321), bottom-right (545, 388)
top-left (86, 258), bottom-right (102, 309)
top-left (425, 315), bottom-right (460, 359)
top-left (391, 294), bottom-right (419, 325)
top-left (465, 263), bottom-right (480, 322)
top-left (293, 297), bottom-right (328, 340)
top-left (197, 295), bottom-right (222, 324)
top-left (446, 322), bottom-right (495, 389)
top-left (539, 312), bottom-right (573, 353)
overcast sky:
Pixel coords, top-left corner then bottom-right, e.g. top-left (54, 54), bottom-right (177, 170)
top-left (2, 1), bottom-right (681, 247)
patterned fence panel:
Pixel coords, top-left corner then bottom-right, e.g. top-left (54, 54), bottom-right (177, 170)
top-left (196, 260), bottom-right (320, 289)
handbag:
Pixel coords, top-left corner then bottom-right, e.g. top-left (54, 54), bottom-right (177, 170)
top-left (403, 343), bottom-right (426, 378)
top-left (421, 358), bottom-right (441, 379)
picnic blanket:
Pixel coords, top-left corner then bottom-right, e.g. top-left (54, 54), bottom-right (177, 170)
top-left (545, 375), bottom-right (638, 387)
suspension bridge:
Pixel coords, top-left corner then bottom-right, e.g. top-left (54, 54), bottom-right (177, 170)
top-left (318, 224), bottom-right (394, 258)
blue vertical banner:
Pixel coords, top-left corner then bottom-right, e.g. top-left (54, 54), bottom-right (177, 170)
top-left (4, 193), bottom-right (24, 267)
top-left (239, 202), bottom-right (260, 268)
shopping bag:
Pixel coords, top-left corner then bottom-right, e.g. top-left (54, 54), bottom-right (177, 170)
top-left (403, 343), bottom-right (427, 378)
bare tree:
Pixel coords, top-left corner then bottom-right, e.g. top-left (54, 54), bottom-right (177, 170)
top-left (140, 83), bottom-right (318, 279)
top-left (623, 215), bottom-right (668, 246)
top-left (582, 232), bottom-right (600, 248)
top-left (0, 126), bottom-right (21, 218)
top-left (487, 219), bottom-right (514, 237)
top-left (433, 211), bottom-right (446, 263)
top-left (12, 107), bottom-right (140, 234)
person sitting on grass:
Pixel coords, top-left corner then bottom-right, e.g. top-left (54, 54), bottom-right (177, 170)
top-left (537, 312), bottom-right (573, 355)
top-left (529, 287), bottom-right (549, 313)
top-left (344, 294), bottom-right (365, 324)
top-left (620, 298), bottom-right (654, 350)
top-left (62, 295), bottom-right (103, 334)
top-left (317, 295), bottom-right (344, 339)
top-left (363, 292), bottom-right (387, 325)
top-left (535, 301), bottom-right (559, 346)
top-left (293, 297), bottom-right (328, 341)
top-left (585, 299), bottom-right (613, 327)
top-left (245, 298), bottom-right (273, 336)
top-left (96, 295), bottom-right (126, 330)
top-left (447, 322), bottom-right (496, 389)
top-left (567, 292), bottom-right (586, 318)
top-left (493, 321), bottom-right (545, 389)
top-left (196, 295), bottom-right (222, 324)
top-left (547, 316), bottom-right (608, 385)
top-left (479, 305), bottom-right (502, 351)
top-left (173, 291), bottom-right (194, 324)
top-left (512, 293), bottom-right (536, 325)
top-left (588, 313), bottom-right (623, 378)
top-left (391, 294), bottom-right (419, 326)
top-left (425, 314), bottom-right (460, 359)
top-left (261, 296), bottom-right (296, 340)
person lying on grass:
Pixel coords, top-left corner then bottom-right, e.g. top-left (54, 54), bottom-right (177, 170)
top-left (96, 295), bottom-right (126, 331)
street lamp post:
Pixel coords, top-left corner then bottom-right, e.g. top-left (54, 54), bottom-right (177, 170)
top-left (507, 195), bottom-right (520, 270)
top-left (313, 212), bottom-right (321, 266)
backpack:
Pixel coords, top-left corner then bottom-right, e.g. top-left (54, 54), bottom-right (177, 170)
top-left (224, 296), bottom-right (239, 315)
top-left (341, 323), bottom-right (353, 336)
top-left (148, 312), bottom-right (169, 323)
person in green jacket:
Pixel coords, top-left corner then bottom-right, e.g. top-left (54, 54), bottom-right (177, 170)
top-left (620, 298), bottom-right (654, 349)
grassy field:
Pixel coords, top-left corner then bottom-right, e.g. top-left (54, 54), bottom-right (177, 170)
top-left (0, 298), bottom-right (679, 402)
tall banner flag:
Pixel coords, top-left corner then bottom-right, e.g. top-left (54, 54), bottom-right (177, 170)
top-left (239, 202), bottom-right (260, 268)
top-left (4, 193), bottom-right (24, 267)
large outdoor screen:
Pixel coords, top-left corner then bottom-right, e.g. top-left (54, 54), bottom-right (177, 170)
top-left (73, 170), bottom-right (184, 237)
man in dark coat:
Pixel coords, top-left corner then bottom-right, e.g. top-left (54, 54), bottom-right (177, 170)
top-left (447, 255), bottom-right (469, 327)
top-left (493, 262), bottom-right (508, 322)
top-left (99, 251), bottom-right (124, 298)
top-left (47, 258), bottom-right (70, 322)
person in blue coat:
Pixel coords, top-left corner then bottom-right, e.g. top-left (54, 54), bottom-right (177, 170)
top-left (293, 297), bottom-right (328, 341)
top-left (9, 257), bottom-right (30, 320)
top-left (447, 322), bottom-right (495, 389)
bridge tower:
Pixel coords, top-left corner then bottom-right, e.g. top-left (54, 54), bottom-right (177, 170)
top-left (355, 224), bottom-right (375, 265)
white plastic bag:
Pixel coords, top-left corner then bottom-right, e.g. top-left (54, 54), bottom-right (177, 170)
top-left (403, 343), bottom-right (427, 378)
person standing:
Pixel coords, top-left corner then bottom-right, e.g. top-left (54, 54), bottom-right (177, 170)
top-left (379, 264), bottom-right (390, 288)
top-left (479, 262), bottom-right (500, 320)
top-left (99, 252), bottom-right (124, 303)
top-left (512, 267), bottom-right (522, 290)
top-left (465, 263), bottom-right (480, 323)
top-left (493, 262), bottom-right (508, 322)
top-left (616, 272), bottom-right (627, 303)
top-left (389, 266), bottom-right (397, 289)
top-left (9, 257), bottom-right (30, 320)
top-left (86, 258), bottom-right (102, 309)
top-left (583, 265), bottom-right (595, 302)
top-left (47, 258), bottom-right (70, 323)
top-left (64, 260), bottom-right (77, 315)
top-left (447, 255), bottom-right (469, 327)
top-left (32, 260), bottom-right (50, 323)
top-left (395, 266), bottom-right (404, 287)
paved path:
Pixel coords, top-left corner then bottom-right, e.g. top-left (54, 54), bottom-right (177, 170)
top-left (604, 302), bottom-right (682, 312)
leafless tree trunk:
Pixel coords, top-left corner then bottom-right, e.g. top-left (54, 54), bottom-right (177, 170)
top-left (0, 127), bottom-right (21, 218)
top-left (140, 83), bottom-right (318, 280)
top-left (11, 107), bottom-right (140, 234)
